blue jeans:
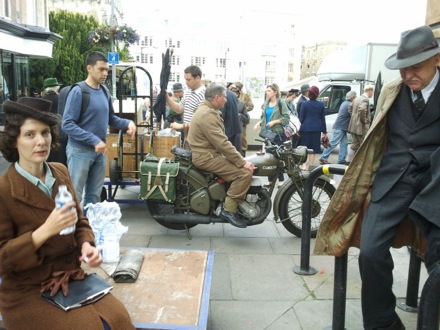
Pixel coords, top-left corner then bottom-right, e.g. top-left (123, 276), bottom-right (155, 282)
top-left (66, 144), bottom-right (105, 211)
top-left (320, 128), bottom-right (348, 163)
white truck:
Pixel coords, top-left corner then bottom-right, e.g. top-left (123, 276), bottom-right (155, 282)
top-left (317, 42), bottom-right (399, 116)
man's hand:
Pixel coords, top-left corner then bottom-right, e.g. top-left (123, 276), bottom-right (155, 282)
top-left (95, 141), bottom-right (107, 154)
top-left (126, 121), bottom-right (136, 139)
top-left (243, 161), bottom-right (256, 173)
top-left (170, 122), bottom-right (184, 130)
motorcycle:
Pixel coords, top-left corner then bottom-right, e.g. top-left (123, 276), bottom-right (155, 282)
top-left (146, 136), bottom-right (336, 238)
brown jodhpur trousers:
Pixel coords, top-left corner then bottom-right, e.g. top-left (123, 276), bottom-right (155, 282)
top-left (192, 150), bottom-right (253, 212)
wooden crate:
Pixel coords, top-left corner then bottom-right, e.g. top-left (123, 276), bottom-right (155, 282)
top-left (106, 134), bottom-right (154, 178)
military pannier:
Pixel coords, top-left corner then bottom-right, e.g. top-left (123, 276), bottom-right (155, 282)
top-left (139, 156), bottom-right (179, 202)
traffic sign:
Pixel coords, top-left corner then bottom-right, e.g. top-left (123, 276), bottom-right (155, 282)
top-left (108, 52), bottom-right (119, 65)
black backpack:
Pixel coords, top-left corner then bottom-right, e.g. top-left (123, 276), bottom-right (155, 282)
top-left (57, 81), bottom-right (112, 119)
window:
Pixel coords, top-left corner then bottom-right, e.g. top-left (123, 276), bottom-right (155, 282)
top-left (264, 77), bottom-right (274, 85)
top-left (191, 57), bottom-right (205, 67)
top-left (140, 53), bottom-right (153, 64)
top-left (318, 85), bottom-right (352, 114)
top-left (216, 58), bottom-right (226, 68)
top-left (170, 55), bottom-right (180, 66)
top-left (169, 72), bottom-right (181, 82)
top-left (265, 61), bottom-right (276, 73)
top-left (141, 36), bottom-right (153, 47)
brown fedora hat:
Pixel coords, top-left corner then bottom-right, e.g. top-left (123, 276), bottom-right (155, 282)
top-left (385, 25), bottom-right (440, 70)
top-left (3, 97), bottom-right (59, 126)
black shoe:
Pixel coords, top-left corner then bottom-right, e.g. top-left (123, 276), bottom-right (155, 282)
top-left (220, 210), bottom-right (247, 228)
top-left (370, 316), bottom-right (405, 330)
top-left (337, 160), bottom-right (347, 164)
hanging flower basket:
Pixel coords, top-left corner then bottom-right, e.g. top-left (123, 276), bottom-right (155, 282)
top-left (88, 24), bottom-right (140, 48)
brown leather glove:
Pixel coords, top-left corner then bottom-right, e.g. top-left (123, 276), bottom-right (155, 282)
top-left (40, 268), bottom-right (85, 297)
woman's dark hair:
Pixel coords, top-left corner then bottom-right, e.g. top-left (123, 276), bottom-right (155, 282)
top-left (0, 113), bottom-right (60, 163)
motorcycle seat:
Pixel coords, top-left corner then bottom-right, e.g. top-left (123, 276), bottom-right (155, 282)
top-left (171, 146), bottom-right (192, 158)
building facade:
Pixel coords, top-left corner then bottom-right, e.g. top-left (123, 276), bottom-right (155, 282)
top-left (0, 0), bottom-right (61, 109)
top-left (300, 41), bottom-right (347, 79)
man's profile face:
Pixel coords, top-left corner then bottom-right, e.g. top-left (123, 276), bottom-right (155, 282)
top-left (212, 93), bottom-right (227, 109)
top-left (399, 55), bottom-right (440, 91)
top-left (88, 60), bottom-right (109, 85)
top-left (184, 73), bottom-right (200, 91)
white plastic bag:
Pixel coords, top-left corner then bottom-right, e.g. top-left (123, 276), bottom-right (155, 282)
top-left (156, 128), bottom-right (179, 137)
top-left (85, 201), bottom-right (128, 263)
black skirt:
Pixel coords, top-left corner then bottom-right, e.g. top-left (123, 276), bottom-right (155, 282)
top-left (298, 131), bottom-right (321, 153)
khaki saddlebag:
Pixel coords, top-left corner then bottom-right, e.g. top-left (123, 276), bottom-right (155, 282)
top-left (139, 156), bottom-right (179, 202)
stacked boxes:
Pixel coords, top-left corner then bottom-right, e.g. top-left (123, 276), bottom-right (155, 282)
top-left (106, 134), bottom-right (139, 178)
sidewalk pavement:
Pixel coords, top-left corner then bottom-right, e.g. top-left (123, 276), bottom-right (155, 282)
top-left (111, 150), bottom-right (429, 330)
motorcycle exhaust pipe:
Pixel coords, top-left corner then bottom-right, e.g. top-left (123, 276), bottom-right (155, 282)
top-left (154, 213), bottom-right (213, 224)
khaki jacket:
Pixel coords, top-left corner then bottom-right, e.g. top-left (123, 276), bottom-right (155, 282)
top-left (187, 100), bottom-right (245, 167)
top-left (314, 78), bottom-right (426, 257)
top-left (348, 94), bottom-right (370, 135)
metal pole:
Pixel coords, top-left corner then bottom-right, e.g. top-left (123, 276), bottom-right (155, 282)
top-left (397, 247), bottom-right (421, 313)
top-left (293, 164), bottom-right (347, 275)
top-left (111, 0), bottom-right (116, 97)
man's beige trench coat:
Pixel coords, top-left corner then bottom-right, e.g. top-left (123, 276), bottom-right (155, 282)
top-left (314, 78), bottom-right (427, 257)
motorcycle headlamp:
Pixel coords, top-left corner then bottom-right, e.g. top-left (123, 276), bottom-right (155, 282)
top-left (292, 146), bottom-right (308, 164)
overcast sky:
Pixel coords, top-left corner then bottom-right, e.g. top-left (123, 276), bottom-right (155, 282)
top-left (121, 0), bottom-right (428, 45)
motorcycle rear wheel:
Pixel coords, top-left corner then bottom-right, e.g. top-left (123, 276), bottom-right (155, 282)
top-left (279, 178), bottom-right (335, 238)
top-left (146, 174), bottom-right (198, 230)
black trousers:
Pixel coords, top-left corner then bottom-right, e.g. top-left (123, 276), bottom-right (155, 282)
top-left (359, 163), bottom-right (428, 329)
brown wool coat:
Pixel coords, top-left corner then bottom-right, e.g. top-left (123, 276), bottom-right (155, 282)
top-left (314, 78), bottom-right (427, 257)
top-left (0, 163), bottom-right (134, 330)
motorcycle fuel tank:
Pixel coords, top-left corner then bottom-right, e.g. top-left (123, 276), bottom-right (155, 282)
top-left (245, 152), bottom-right (278, 177)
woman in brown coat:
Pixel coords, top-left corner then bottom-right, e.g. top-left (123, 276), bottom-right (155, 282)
top-left (0, 98), bottom-right (134, 329)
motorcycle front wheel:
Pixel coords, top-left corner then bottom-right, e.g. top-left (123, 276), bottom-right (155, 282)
top-left (278, 178), bottom-right (335, 238)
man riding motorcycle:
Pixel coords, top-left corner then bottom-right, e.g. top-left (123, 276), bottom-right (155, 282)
top-left (187, 83), bottom-right (255, 228)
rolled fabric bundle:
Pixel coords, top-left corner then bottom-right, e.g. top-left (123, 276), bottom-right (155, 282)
top-left (113, 249), bottom-right (145, 283)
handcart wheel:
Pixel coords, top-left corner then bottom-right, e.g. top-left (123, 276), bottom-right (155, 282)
top-left (109, 159), bottom-right (122, 185)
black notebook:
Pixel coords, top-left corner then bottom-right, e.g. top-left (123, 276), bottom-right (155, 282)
top-left (41, 273), bottom-right (113, 311)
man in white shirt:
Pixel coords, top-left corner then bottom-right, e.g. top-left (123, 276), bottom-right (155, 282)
top-left (166, 65), bottom-right (205, 124)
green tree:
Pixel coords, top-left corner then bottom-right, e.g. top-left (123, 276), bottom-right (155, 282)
top-left (30, 10), bottom-right (135, 94)
top-left (30, 10), bottom-right (100, 93)
top-left (50, 10), bottom-right (100, 85)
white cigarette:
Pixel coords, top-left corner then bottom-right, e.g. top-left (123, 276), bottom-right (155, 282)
top-left (84, 257), bottom-right (89, 263)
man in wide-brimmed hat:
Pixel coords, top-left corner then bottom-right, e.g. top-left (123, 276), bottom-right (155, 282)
top-left (314, 25), bottom-right (440, 330)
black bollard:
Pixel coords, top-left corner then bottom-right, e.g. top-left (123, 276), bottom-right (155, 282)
top-left (397, 247), bottom-right (421, 313)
